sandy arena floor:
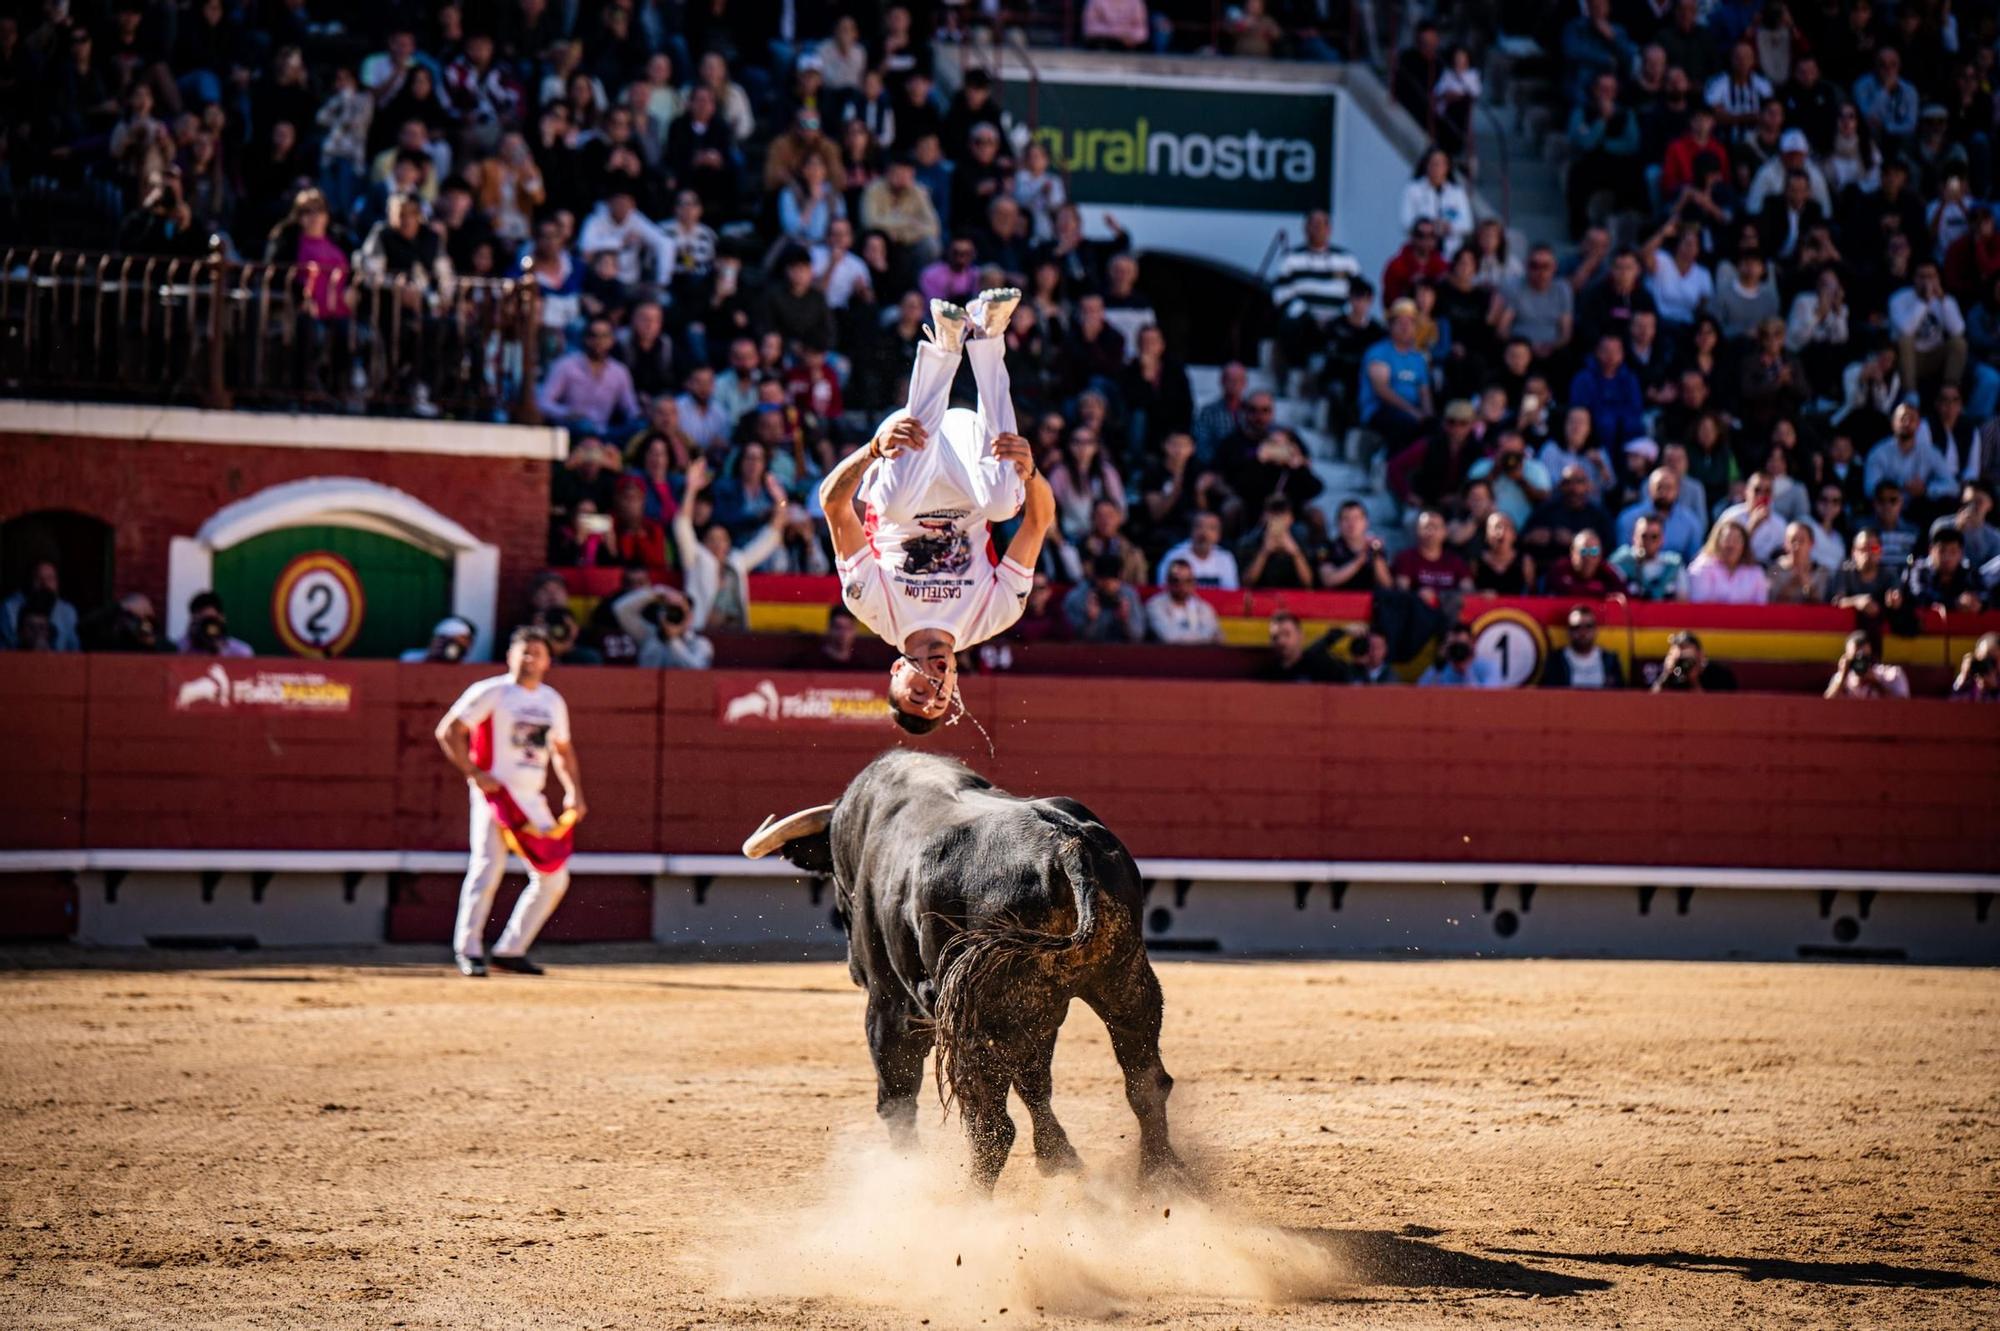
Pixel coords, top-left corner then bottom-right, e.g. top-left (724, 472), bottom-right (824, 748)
top-left (1, 949), bottom-right (1995, 1329)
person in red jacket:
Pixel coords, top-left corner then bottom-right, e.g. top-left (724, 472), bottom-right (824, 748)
top-left (1381, 219), bottom-right (1449, 304)
top-left (609, 475), bottom-right (670, 569)
top-left (1660, 104), bottom-right (1732, 202)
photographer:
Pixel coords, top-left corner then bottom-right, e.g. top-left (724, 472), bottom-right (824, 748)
top-left (1649, 629), bottom-right (1736, 693)
top-left (1417, 622), bottom-right (1499, 688)
top-left (536, 603), bottom-right (602, 666)
top-left (81, 593), bottom-right (171, 653)
top-left (1824, 631), bottom-right (1910, 700)
top-left (118, 166), bottom-right (210, 257)
top-left (175, 591), bottom-right (254, 658)
top-left (611, 582), bottom-right (714, 669)
top-left (1952, 633), bottom-right (2000, 702)
top-left (401, 616), bottom-right (478, 663)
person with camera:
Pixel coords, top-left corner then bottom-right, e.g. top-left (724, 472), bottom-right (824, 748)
top-left (1952, 633), bottom-right (2000, 701)
top-left (1417, 622), bottom-right (1499, 688)
top-left (1, 561), bottom-right (80, 652)
top-left (401, 615), bottom-right (477, 663)
top-left (1650, 629), bottom-right (1737, 692)
top-left (118, 166), bottom-right (210, 257)
top-left (81, 593), bottom-right (171, 653)
top-left (1824, 630), bottom-right (1910, 699)
top-left (535, 602), bottom-right (602, 666)
top-left (611, 581), bottom-right (715, 670)
top-left (434, 626), bottom-right (586, 977)
top-left (175, 591), bottom-right (254, 657)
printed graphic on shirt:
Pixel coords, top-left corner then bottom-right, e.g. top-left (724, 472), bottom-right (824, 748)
top-left (511, 720), bottom-right (552, 762)
top-left (901, 515), bottom-right (975, 580)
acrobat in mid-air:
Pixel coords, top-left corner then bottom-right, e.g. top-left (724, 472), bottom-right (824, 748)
top-left (817, 289), bottom-right (1055, 733)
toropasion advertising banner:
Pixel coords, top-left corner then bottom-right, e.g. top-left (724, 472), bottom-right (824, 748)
top-left (1001, 73), bottom-right (1336, 214)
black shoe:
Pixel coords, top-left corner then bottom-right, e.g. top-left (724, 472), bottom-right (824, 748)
top-left (489, 955), bottom-right (544, 976)
top-left (455, 954), bottom-right (487, 977)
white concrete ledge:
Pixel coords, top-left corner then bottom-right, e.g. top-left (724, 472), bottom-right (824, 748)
top-left (0, 401), bottom-right (567, 461)
top-left (2, 851), bottom-right (1992, 894)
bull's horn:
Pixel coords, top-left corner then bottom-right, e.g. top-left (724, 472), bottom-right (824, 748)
top-left (742, 804), bottom-right (835, 859)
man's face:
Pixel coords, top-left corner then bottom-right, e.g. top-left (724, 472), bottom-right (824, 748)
top-left (1597, 337), bottom-right (1623, 373)
top-left (1652, 472), bottom-right (1681, 508)
top-left (1191, 512), bottom-right (1221, 553)
top-left (1568, 612), bottom-right (1598, 651)
top-left (1221, 363), bottom-right (1249, 398)
top-left (585, 321), bottom-right (614, 360)
top-left (1934, 542), bottom-right (1964, 575)
top-left (1874, 490), bottom-right (1903, 525)
top-left (1242, 395), bottom-right (1275, 433)
top-left (1611, 254), bottom-right (1639, 289)
top-left (687, 367), bottom-right (713, 401)
top-left (1853, 532), bottom-right (1882, 566)
top-left (1636, 520), bottom-right (1664, 555)
top-left (1411, 224), bottom-right (1436, 256)
top-left (1572, 533), bottom-right (1603, 571)
top-left (31, 562), bottom-right (57, 595)
top-left (1561, 470), bottom-right (1590, 505)
top-left (1338, 505), bottom-right (1367, 543)
top-left (1304, 210), bottom-right (1330, 248)
top-left (1165, 563), bottom-right (1195, 602)
top-left (890, 633), bottom-right (956, 721)
top-left (1893, 405), bottom-right (1919, 440)
top-left (1270, 617), bottom-right (1302, 657)
top-left (508, 638), bottom-right (552, 683)
top-left (1416, 511), bottom-right (1444, 550)
top-left (948, 240), bottom-right (976, 271)
top-left (1091, 500), bottom-right (1122, 541)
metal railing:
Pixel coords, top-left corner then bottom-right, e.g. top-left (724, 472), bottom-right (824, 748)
top-left (0, 244), bottom-right (542, 423)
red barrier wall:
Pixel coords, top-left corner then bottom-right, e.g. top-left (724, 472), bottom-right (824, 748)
top-left (6, 658), bottom-right (1998, 873)
top-left (0, 429), bottom-right (550, 620)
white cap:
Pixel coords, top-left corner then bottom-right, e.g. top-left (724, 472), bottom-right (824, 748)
top-left (433, 616), bottom-right (475, 639)
top-left (1779, 129), bottom-right (1809, 154)
top-left (1622, 437), bottom-right (1661, 464)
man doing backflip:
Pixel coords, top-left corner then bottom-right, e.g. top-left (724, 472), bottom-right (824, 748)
top-left (818, 289), bottom-right (1056, 732)
top-left (434, 625), bottom-right (587, 975)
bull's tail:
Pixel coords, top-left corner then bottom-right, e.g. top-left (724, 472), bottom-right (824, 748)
top-left (931, 832), bottom-right (1106, 1114)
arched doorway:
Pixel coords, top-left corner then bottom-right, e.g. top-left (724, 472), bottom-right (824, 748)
top-left (0, 510), bottom-right (115, 617)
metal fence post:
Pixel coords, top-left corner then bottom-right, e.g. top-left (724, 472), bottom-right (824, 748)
top-left (204, 234), bottom-right (232, 410)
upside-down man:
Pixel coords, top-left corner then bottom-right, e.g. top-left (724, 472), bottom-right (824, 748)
top-left (818, 289), bottom-right (1055, 733)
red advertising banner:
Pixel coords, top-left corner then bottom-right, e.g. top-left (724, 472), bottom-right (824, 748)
top-left (168, 661), bottom-right (358, 714)
top-left (715, 677), bottom-right (890, 726)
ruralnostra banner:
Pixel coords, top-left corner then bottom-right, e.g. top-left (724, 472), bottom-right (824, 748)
top-left (1001, 71), bottom-right (1336, 214)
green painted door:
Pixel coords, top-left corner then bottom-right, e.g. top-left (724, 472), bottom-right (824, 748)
top-left (212, 525), bottom-right (451, 659)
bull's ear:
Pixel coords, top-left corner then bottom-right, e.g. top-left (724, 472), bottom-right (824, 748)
top-left (742, 804), bottom-right (835, 859)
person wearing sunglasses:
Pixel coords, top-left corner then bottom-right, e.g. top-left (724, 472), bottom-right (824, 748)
top-left (817, 288), bottom-right (1054, 733)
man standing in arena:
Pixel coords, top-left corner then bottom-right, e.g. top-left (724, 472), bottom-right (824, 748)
top-left (434, 626), bottom-right (586, 976)
top-left (818, 289), bottom-right (1055, 733)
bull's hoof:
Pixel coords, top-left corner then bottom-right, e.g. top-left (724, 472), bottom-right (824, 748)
top-left (1139, 1149), bottom-right (1200, 1196)
top-left (1035, 1142), bottom-right (1084, 1176)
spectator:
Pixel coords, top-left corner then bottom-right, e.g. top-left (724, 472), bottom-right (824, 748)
top-left (1933, 482), bottom-right (2000, 571)
top-left (605, 476), bottom-right (669, 569)
top-left (1472, 512), bottom-right (1535, 594)
top-left (1867, 401), bottom-right (1961, 514)
top-left (1687, 520), bottom-right (1770, 604)
top-left (1012, 140), bottom-right (1068, 244)
top-left (1768, 521), bottom-right (1833, 604)
top-left (1858, 480), bottom-right (1923, 569)
top-left (673, 456), bottom-right (787, 633)
top-left (1270, 208), bottom-right (1362, 367)
top-left (1831, 528), bottom-right (1900, 624)
top-left (1617, 466), bottom-right (1705, 560)
top-left (1569, 333), bottom-right (1646, 448)
top-left (1349, 631), bottom-right (1398, 684)
top-left (1241, 495), bottom-right (1316, 590)
top-left (538, 317), bottom-right (641, 436)
top-left (1146, 560), bottom-right (1224, 644)
top-left (1712, 246), bottom-right (1779, 340)
top-left (1889, 261), bottom-right (1968, 398)
top-left (1712, 472), bottom-right (1794, 566)
top-left (1081, 497), bottom-right (1150, 588)
top-left (611, 582), bottom-right (713, 669)
top-left (1495, 245), bottom-right (1575, 370)
top-left (1661, 103), bottom-right (1732, 207)
top-left (1545, 529), bottom-right (1625, 599)
top-left (1610, 513), bottom-right (1690, 601)
top-left (1825, 630), bottom-right (1911, 699)
top-left (1263, 611), bottom-right (1350, 683)
top-left (1565, 72), bottom-right (1644, 237)
top-left (0, 560), bottom-right (80, 652)
top-left (674, 366), bottom-right (731, 455)
top-left (1063, 552), bottom-right (1146, 643)
top-left (1541, 603), bottom-right (1625, 689)
top-left (1574, 247), bottom-right (1657, 348)
top-left (1650, 629), bottom-right (1737, 692)
top-left (1417, 622), bottom-right (1498, 688)
top-left (1402, 148), bottom-right (1474, 254)
top-left (918, 234), bottom-right (982, 304)
top-left (1951, 633), bottom-right (2000, 701)
top-left (1381, 220), bottom-right (1448, 305)
top-left (1749, 129), bottom-right (1833, 216)
top-left (176, 591), bottom-right (254, 657)
top-left (1359, 297), bottom-right (1434, 452)
top-left (1156, 511), bottom-right (1240, 590)
top-left (1525, 465), bottom-right (1615, 568)
top-left (1466, 430), bottom-right (1553, 528)
top-left (1318, 500), bottom-right (1394, 592)
top-left (401, 615), bottom-right (478, 663)
top-left (1855, 48), bottom-right (1919, 150)
top-left (1325, 280), bottom-right (1387, 429)
top-left (1706, 41), bottom-right (1774, 142)
top-left (1392, 508), bottom-right (1473, 601)
top-left (1898, 526), bottom-right (1986, 612)
top-left (1192, 361), bottom-right (1250, 460)
top-left (1047, 426), bottom-right (1127, 542)
top-left (1561, 0), bottom-right (1635, 110)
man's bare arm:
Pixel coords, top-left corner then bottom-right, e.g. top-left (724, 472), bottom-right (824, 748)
top-left (996, 432), bottom-right (1055, 570)
top-left (434, 717), bottom-right (499, 793)
top-left (551, 739), bottom-right (586, 819)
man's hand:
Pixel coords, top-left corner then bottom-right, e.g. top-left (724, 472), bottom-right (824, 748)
top-left (874, 416), bottom-right (927, 459)
top-left (992, 432), bottom-right (1034, 480)
top-left (564, 790), bottom-right (589, 820)
top-left (470, 771), bottom-right (502, 795)
top-left (685, 454), bottom-right (711, 492)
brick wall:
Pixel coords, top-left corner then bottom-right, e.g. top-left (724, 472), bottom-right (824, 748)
top-left (0, 431), bottom-right (550, 619)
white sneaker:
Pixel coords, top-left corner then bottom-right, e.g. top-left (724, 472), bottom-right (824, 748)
top-left (966, 287), bottom-right (1020, 340)
top-left (925, 300), bottom-right (969, 354)
top-left (410, 382), bottom-right (440, 418)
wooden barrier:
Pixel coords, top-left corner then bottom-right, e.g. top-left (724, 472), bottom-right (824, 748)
top-left (7, 657), bottom-right (1998, 875)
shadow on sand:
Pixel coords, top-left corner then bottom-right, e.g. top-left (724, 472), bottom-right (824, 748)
top-left (1298, 1228), bottom-right (1612, 1296)
top-left (1488, 1247), bottom-right (1994, 1291)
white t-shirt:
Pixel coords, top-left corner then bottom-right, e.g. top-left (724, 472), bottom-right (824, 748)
top-left (1156, 541), bottom-right (1241, 589)
top-left (1562, 647), bottom-right (1607, 689)
top-left (839, 527), bottom-right (1033, 649)
top-left (445, 676), bottom-right (571, 801)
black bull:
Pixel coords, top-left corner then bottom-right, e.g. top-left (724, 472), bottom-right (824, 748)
top-left (744, 750), bottom-right (1184, 1191)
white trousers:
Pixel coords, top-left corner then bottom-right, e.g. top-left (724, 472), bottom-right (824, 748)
top-left (863, 338), bottom-right (1023, 525)
top-left (454, 788), bottom-right (571, 959)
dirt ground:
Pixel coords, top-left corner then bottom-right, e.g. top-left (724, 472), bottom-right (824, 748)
top-left (1, 949), bottom-right (1995, 1329)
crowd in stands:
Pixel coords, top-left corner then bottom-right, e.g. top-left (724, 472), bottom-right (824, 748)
top-left (7, 1), bottom-right (2000, 693)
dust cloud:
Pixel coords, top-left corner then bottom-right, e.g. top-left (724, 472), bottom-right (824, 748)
top-left (718, 1133), bottom-right (1349, 1319)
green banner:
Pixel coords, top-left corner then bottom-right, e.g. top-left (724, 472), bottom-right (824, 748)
top-left (1002, 77), bottom-right (1335, 213)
